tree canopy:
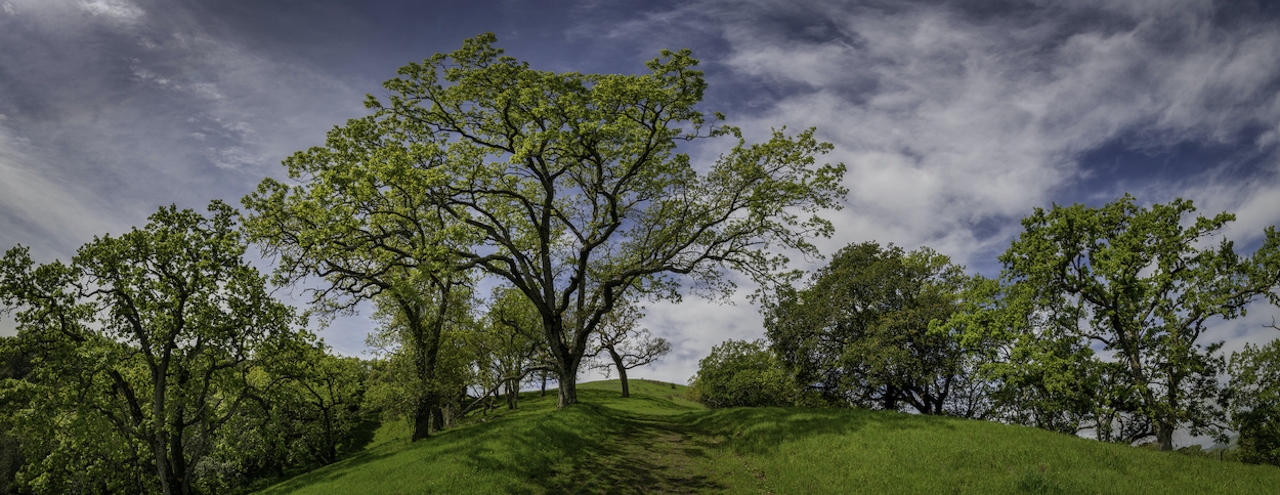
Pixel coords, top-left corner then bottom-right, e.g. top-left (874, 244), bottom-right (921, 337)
top-left (689, 339), bottom-right (797, 409)
top-left (968, 194), bottom-right (1280, 450)
top-left (1226, 322), bottom-right (1280, 465)
top-left (764, 242), bottom-right (991, 416)
top-left (0, 203), bottom-right (302, 495)
top-left (247, 33), bottom-right (846, 408)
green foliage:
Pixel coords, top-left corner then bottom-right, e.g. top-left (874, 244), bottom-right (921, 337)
top-left (1227, 335), bottom-right (1280, 466)
top-left (689, 339), bottom-right (798, 408)
top-left (959, 194), bottom-right (1280, 450)
top-left (249, 33), bottom-right (846, 408)
top-left (471, 286), bottom-right (551, 410)
top-left (359, 280), bottom-right (475, 439)
top-left (949, 279), bottom-right (1140, 438)
top-left (0, 203), bottom-right (304, 495)
top-left (764, 242), bottom-right (993, 416)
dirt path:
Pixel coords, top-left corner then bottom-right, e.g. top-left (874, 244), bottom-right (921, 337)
top-left (568, 414), bottom-right (729, 494)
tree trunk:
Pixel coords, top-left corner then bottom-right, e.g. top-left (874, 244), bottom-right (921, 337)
top-left (169, 414), bottom-right (190, 495)
top-left (545, 315), bottom-right (583, 409)
top-left (321, 407), bottom-right (336, 464)
top-left (608, 347), bottom-right (629, 398)
top-left (558, 377), bottom-right (578, 408)
top-left (431, 405), bottom-right (445, 432)
top-left (506, 380), bottom-right (518, 409)
top-left (403, 280), bottom-right (450, 441)
top-left (155, 433), bottom-right (173, 495)
top-left (412, 393), bottom-right (435, 441)
top-left (540, 371), bottom-right (547, 397)
top-left (1155, 421), bottom-right (1174, 451)
top-left (152, 363), bottom-right (177, 495)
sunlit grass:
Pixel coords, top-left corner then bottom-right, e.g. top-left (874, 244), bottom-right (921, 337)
top-left (256, 379), bottom-right (1280, 494)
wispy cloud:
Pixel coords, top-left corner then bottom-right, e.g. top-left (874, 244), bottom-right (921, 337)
top-left (77, 0), bottom-right (143, 24)
top-left (566, 0), bottom-right (1280, 381)
top-left (0, 126), bottom-right (121, 257)
top-left (612, 1), bottom-right (1280, 268)
top-left (0, 0), bottom-right (366, 258)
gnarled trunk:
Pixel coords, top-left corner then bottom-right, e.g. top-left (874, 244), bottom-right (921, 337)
top-left (545, 314), bottom-right (585, 409)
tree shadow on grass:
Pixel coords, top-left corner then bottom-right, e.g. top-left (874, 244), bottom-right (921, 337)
top-left (341, 416), bottom-right (381, 455)
top-left (690, 407), bottom-right (957, 456)
top-left (454, 389), bottom-right (728, 494)
top-left (258, 388), bottom-right (958, 494)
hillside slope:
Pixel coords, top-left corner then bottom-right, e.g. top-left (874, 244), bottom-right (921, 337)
top-left (258, 380), bottom-right (1280, 494)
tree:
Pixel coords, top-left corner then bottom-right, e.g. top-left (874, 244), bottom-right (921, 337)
top-left (949, 280), bottom-right (1150, 441)
top-left (267, 338), bottom-right (368, 466)
top-left (587, 300), bottom-right (671, 398)
top-left (360, 279), bottom-right (473, 440)
top-left (688, 339), bottom-right (797, 408)
top-left (197, 335), bottom-right (367, 491)
top-left (764, 242), bottom-right (987, 416)
top-left (242, 72), bottom-right (474, 440)
top-left (478, 287), bottom-right (552, 410)
top-left (1225, 323), bottom-right (1280, 466)
top-left (0, 202), bottom-right (300, 495)
top-left (251, 33), bottom-right (846, 409)
top-left (996, 194), bottom-right (1280, 450)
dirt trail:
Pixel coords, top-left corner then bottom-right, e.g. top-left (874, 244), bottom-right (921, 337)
top-left (568, 414), bottom-right (728, 494)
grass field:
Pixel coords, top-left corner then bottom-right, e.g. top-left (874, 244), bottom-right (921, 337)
top-left (256, 380), bottom-right (1280, 494)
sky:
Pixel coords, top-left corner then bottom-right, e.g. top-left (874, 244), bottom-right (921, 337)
top-left (2, 0), bottom-right (1280, 390)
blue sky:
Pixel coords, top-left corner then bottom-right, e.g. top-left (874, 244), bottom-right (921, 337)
top-left (2, 0), bottom-right (1279, 386)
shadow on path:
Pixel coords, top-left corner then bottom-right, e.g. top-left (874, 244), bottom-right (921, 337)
top-left (567, 410), bottom-right (726, 495)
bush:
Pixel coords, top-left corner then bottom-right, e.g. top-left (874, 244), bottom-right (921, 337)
top-left (688, 339), bottom-right (798, 408)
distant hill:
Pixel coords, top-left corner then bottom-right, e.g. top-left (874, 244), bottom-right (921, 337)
top-left (257, 379), bottom-right (1280, 494)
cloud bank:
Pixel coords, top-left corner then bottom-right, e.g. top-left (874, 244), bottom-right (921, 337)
top-left (575, 0), bottom-right (1280, 383)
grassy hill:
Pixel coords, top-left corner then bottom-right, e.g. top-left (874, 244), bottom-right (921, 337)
top-left (257, 380), bottom-right (1280, 494)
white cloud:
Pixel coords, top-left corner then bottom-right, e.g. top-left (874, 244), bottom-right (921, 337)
top-left (694, 2), bottom-right (1280, 265)
top-left (189, 82), bottom-right (224, 100)
top-left (204, 146), bottom-right (260, 171)
top-left (131, 66), bottom-right (170, 86)
top-left (223, 121), bottom-right (255, 136)
top-left (571, 0), bottom-right (1280, 372)
top-left (77, 0), bottom-right (143, 24)
top-left (0, 126), bottom-right (122, 256)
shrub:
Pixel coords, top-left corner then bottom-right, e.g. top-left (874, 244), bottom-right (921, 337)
top-left (688, 339), bottom-right (798, 408)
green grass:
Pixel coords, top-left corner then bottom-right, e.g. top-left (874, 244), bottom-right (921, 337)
top-left (257, 379), bottom-right (1280, 494)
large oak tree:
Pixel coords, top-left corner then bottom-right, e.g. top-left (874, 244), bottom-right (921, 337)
top-left (248, 34), bottom-right (846, 408)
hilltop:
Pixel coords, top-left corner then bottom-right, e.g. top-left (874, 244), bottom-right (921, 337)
top-left (257, 380), bottom-right (1280, 494)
